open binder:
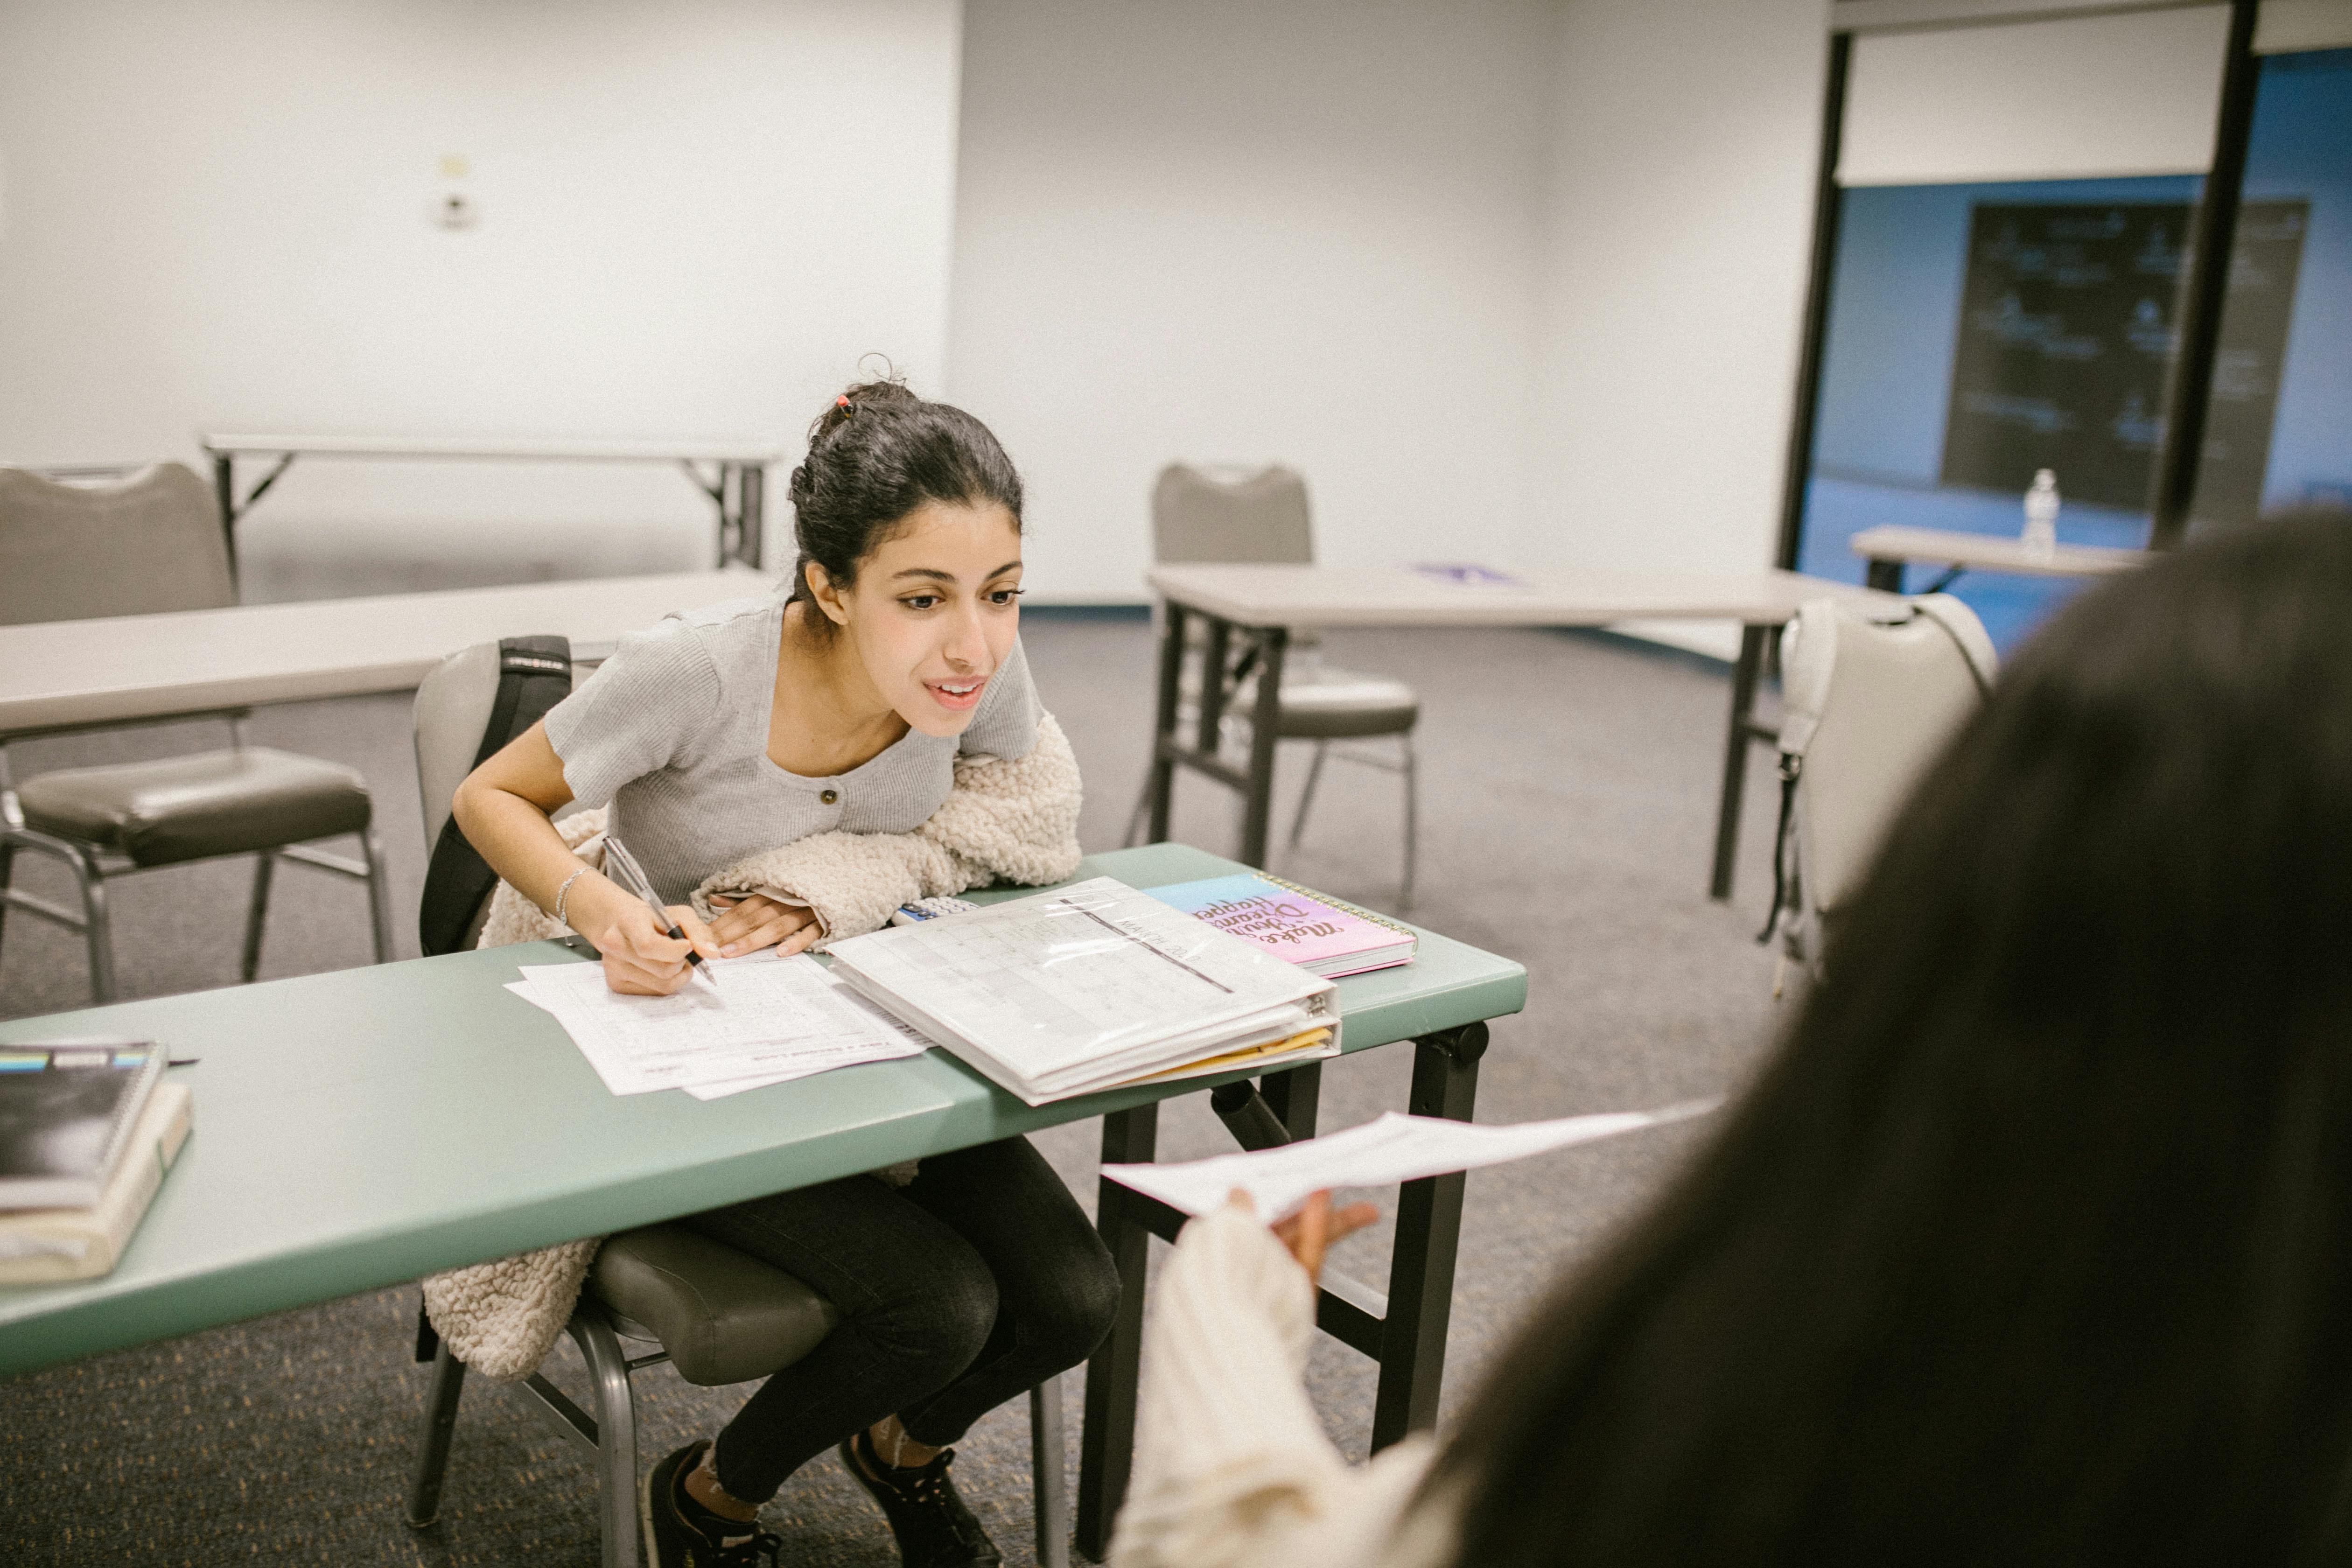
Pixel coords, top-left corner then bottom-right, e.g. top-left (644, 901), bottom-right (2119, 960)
top-left (823, 877), bottom-right (1341, 1104)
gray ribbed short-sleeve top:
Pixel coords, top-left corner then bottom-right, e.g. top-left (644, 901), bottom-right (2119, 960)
top-left (543, 594), bottom-right (1041, 904)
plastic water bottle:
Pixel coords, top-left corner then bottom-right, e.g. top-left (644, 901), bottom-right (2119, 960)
top-left (2021, 469), bottom-right (2060, 559)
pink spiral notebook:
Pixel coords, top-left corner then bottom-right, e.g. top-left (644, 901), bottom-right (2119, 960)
top-left (1143, 872), bottom-right (1417, 979)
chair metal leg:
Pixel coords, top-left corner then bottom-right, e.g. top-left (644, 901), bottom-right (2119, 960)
top-left (405, 1339), bottom-right (469, 1528)
top-left (1030, 1375), bottom-right (1069, 1568)
top-left (1287, 740), bottom-right (1329, 851)
top-left (1400, 733), bottom-right (1419, 911)
top-left (241, 851), bottom-right (275, 984)
top-left (72, 847), bottom-right (116, 1004)
top-left (0, 841), bottom-right (14, 966)
top-left (572, 1312), bottom-right (643, 1568)
top-left (358, 827), bottom-right (394, 964)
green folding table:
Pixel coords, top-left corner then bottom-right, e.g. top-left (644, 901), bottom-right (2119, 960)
top-left (0, 841), bottom-right (1526, 1560)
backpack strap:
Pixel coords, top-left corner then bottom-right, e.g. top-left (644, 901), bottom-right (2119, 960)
top-left (417, 636), bottom-right (574, 956)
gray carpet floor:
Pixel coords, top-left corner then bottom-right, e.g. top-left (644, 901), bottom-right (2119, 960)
top-left (0, 612), bottom-right (1790, 1566)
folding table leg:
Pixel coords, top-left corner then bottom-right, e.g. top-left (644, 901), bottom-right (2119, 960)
top-left (1077, 1102), bottom-right (1157, 1561)
top-left (1239, 626), bottom-right (1288, 868)
top-left (1144, 605), bottom-right (1186, 844)
top-left (211, 452), bottom-right (238, 576)
top-left (0, 842), bottom-right (16, 961)
top-left (1260, 1061), bottom-right (1321, 1140)
top-left (738, 463), bottom-right (766, 569)
top-left (1372, 1022), bottom-right (1487, 1451)
top-left (240, 851), bottom-right (275, 984)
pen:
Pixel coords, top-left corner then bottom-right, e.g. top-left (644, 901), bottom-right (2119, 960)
top-left (600, 836), bottom-right (720, 991)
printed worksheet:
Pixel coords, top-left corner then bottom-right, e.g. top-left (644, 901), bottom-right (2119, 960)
top-left (1104, 1101), bottom-right (1719, 1221)
top-left (506, 954), bottom-right (930, 1097)
top-left (677, 985), bottom-right (936, 1100)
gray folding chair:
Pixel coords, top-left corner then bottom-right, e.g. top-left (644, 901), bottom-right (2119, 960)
top-left (0, 463), bottom-right (391, 1001)
top-left (403, 643), bottom-right (1070, 1568)
top-left (1126, 463), bottom-right (1421, 904)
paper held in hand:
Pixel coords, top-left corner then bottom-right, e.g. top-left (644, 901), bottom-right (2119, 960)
top-left (822, 876), bottom-right (1341, 1105)
top-left (1104, 1100), bottom-right (1719, 1222)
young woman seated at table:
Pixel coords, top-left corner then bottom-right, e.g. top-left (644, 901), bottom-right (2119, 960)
top-left (1113, 511), bottom-right (2352, 1568)
top-left (454, 380), bottom-right (1117, 1568)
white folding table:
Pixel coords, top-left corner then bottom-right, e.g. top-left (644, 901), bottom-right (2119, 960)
top-left (1849, 525), bottom-right (2148, 594)
top-left (0, 567), bottom-right (776, 738)
top-left (199, 434), bottom-right (784, 575)
top-left (1141, 563), bottom-right (1900, 900)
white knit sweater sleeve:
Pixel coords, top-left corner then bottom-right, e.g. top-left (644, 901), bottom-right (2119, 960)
top-left (1107, 1204), bottom-right (1443, 1568)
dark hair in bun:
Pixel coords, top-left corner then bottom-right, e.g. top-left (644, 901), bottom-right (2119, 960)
top-left (785, 374), bottom-right (1023, 621)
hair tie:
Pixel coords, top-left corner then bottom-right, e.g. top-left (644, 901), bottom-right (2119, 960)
top-left (836, 395), bottom-right (853, 415)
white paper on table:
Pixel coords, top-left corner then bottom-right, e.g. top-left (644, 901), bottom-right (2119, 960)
top-left (677, 1042), bottom-right (910, 1099)
top-left (505, 953), bottom-right (931, 1097)
top-left (1103, 1101), bottom-right (1720, 1222)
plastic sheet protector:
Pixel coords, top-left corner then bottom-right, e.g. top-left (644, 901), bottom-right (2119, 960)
top-left (823, 876), bottom-right (1338, 1103)
top-left (506, 953), bottom-right (930, 1099)
top-left (1105, 1101), bottom-right (1720, 1222)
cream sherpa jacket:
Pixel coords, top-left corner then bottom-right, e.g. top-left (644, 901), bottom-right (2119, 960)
top-left (420, 714), bottom-right (1084, 1382)
top-left (1107, 1204), bottom-right (1456, 1568)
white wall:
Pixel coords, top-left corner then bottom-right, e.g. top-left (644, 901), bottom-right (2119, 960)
top-left (1530, 0), bottom-right (1830, 657)
top-left (0, 0), bottom-right (963, 593)
top-left (6, 0), bottom-right (1852, 638)
top-left (1841, 6), bottom-right (2228, 185)
top-left (944, 0), bottom-right (1552, 603)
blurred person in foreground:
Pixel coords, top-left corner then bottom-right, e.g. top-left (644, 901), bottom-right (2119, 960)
top-left (1112, 511), bottom-right (2352, 1568)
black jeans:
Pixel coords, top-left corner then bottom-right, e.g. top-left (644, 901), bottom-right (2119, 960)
top-left (683, 1134), bottom-right (1120, 1503)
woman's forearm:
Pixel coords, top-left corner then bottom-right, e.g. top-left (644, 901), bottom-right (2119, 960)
top-left (451, 778), bottom-right (605, 926)
top-left (451, 722), bottom-right (643, 940)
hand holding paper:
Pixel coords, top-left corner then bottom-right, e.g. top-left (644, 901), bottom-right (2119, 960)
top-left (1106, 1100), bottom-right (1719, 1222)
top-left (1263, 1190), bottom-right (1380, 1289)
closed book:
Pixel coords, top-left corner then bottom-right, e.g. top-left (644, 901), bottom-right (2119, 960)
top-left (824, 876), bottom-right (1340, 1105)
top-left (1146, 872), bottom-right (1417, 978)
top-left (0, 1043), bottom-right (166, 1210)
top-left (0, 1079), bottom-right (193, 1285)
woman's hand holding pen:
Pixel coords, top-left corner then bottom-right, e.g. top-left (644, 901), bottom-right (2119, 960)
top-left (707, 894), bottom-right (822, 958)
top-left (568, 873), bottom-right (723, 995)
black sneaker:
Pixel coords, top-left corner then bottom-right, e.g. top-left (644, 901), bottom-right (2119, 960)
top-left (641, 1440), bottom-right (782, 1568)
top-left (838, 1430), bottom-right (1003, 1568)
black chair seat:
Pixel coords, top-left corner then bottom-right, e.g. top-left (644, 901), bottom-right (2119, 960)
top-left (590, 1225), bottom-right (840, 1386)
top-left (17, 747), bottom-right (372, 866)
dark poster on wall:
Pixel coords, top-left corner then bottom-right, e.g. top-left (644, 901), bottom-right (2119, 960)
top-left (1939, 201), bottom-right (2305, 522)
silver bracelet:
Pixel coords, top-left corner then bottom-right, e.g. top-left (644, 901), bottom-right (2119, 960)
top-left (552, 866), bottom-right (592, 930)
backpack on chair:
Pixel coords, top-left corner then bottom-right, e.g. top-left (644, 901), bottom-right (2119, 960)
top-left (414, 636), bottom-right (575, 957)
top-left (1758, 595), bottom-right (1995, 986)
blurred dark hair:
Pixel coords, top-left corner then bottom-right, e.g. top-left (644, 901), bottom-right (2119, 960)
top-left (785, 375), bottom-right (1022, 623)
top-left (1436, 512), bottom-right (2352, 1565)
